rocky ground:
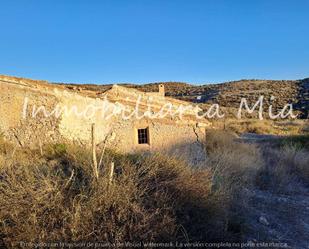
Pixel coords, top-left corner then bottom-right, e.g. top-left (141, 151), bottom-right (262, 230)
top-left (240, 134), bottom-right (309, 249)
top-left (244, 188), bottom-right (309, 249)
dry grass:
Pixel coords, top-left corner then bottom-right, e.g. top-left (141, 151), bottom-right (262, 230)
top-left (205, 129), bottom-right (309, 234)
top-left (205, 129), bottom-right (237, 153)
top-left (0, 142), bottom-right (216, 247)
top-left (204, 130), bottom-right (264, 238)
top-left (216, 119), bottom-right (307, 135)
top-left (205, 131), bottom-right (263, 190)
top-left (1, 130), bottom-right (308, 247)
top-left (257, 145), bottom-right (309, 193)
top-left (0, 131), bottom-right (264, 246)
top-left (302, 122), bottom-right (309, 133)
top-left (280, 134), bottom-right (309, 150)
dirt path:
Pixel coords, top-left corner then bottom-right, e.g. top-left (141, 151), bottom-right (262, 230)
top-left (240, 134), bottom-right (309, 249)
top-left (240, 133), bottom-right (281, 143)
top-left (244, 188), bottom-right (309, 249)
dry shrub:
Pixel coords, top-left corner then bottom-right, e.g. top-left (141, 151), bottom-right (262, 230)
top-left (218, 119), bottom-right (305, 136)
top-left (246, 121), bottom-right (274, 134)
top-left (302, 123), bottom-right (309, 133)
top-left (220, 119), bottom-right (274, 135)
top-left (205, 130), bottom-right (263, 192)
top-left (281, 135), bottom-right (309, 150)
top-left (222, 120), bottom-right (248, 134)
top-left (205, 129), bottom-right (237, 153)
top-left (0, 135), bottom-right (15, 156)
top-left (204, 130), bottom-right (264, 238)
top-left (293, 149), bottom-right (309, 182)
top-left (5, 130), bottom-right (306, 246)
top-left (0, 144), bottom-right (214, 247)
top-left (257, 146), bottom-right (309, 193)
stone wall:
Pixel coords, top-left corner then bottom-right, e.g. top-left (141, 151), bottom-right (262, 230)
top-left (0, 77), bottom-right (207, 165)
top-left (52, 89), bottom-right (117, 145)
top-left (0, 81), bottom-right (62, 147)
top-left (109, 118), bottom-right (206, 165)
top-left (0, 80), bottom-right (120, 146)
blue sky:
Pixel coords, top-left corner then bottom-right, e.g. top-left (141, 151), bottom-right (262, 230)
top-left (1, 0), bottom-right (308, 84)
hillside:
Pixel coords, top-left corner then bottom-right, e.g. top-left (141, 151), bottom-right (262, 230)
top-left (1, 74), bottom-right (308, 119)
top-left (57, 79), bottom-right (309, 119)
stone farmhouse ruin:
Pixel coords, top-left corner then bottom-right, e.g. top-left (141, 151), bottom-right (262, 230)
top-left (0, 75), bottom-right (210, 164)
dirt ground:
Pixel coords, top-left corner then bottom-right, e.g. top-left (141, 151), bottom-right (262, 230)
top-left (240, 134), bottom-right (309, 249)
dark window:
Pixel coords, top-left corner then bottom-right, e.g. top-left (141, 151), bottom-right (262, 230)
top-left (137, 128), bottom-right (149, 144)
